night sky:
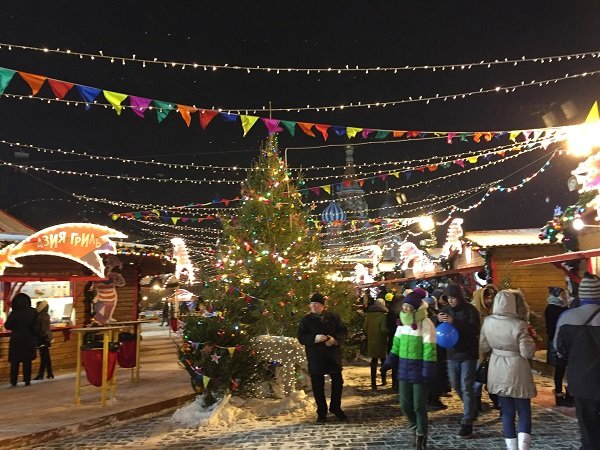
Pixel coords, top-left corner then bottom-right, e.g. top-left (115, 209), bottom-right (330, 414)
top-left (1, 2), bottom-right (600, 251)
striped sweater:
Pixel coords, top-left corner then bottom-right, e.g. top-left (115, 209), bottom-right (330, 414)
top-left (385, 314), bottom-right (437, 384)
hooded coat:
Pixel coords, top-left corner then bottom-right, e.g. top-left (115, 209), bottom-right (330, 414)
top-left (471, 284), bottom-right (497, 320)
top-left (5, 294), bottom-right (38, 363)
top-left (479, 290), bottom-right (537, 399)
top-left (363, 302), bottom-right (388, 358)
top-left (544, 294), bottom-right (568, 366)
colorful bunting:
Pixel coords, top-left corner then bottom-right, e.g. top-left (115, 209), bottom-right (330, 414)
top-left (199, 109), bottom-right (219, 129)
top-left (48, 79), bottom-right (74, 100)
top-left (75, 85), bottom-right (101, 110)
top-left (18, 72), bottom-right (46, 95)
top-left (298, 122), bottom-right (316, 137)
top-left (315, 124), bottom-right (330, 140)
top-left (177, 104), bottom-right (197, 127)
top-left (103, 90), bottom-right (128, 115)
top-left (153, 100), bottom-right (174, 123)
top-left (261, 118), bottom-right (283, 134)
top-left (346, 127), bottom-right (362, 138)
top-left (241, 115), bottom-right (259, 136)
top-left (280, 120), bottom-right (296, 136)
top-left (0, 68), bottom-right (15, 94)
top-left (129, 96), bottom-right (151, 118)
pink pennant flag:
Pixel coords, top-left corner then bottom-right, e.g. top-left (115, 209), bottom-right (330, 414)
top-left (522, 130), bottom-right (532, 141)
top-left (129, 96), bottom-right (152, 118)
top-left (378, 174), bottom-right (388, 181)
top-left (361, 129), bottom-right (375, 139)
top-left (454, 160), bottom-right (465, 168)
top-left (447, 132), bottom-right (456, 144)
top-left (308, 186), bottom-right (321, 195)
top-left (261, 118), bottom-right (283, 134)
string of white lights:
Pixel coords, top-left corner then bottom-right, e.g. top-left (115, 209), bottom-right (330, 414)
top-left (75, 194), bottom-right (241, 213)
top-left (2, 69), bottom-right (599, 114)
top-left (3, 41), bottom-right (598, 74)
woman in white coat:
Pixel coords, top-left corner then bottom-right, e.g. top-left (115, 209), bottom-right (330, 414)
top-left (479, 290), bottom-right (537, 450)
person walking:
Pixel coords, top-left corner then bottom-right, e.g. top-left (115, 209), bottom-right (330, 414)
top-left (384, 292), bottom-right (403, 390)
top-left (33, 300), bottom-right (54, 380)
top-left (472, 284), bottom-right (500, 411)
top-left (480, 290), bottom-right (537, 450)
top-left (363, 297), bottom-right (388, 390)
top-left (544, 286), bottom-right (573, 407)
top-left (297, 292), bottom-right (348, 424)
top-left (554, 272), bottom-right (600, 450)
top-left (384, 288), bottom-right (437, 450)
top-left (160, 300), bottom-right (169, 326)
top-left (438, 284), bottom-right (481, 438)
top-left (5, 293), bottom-right (38, 386)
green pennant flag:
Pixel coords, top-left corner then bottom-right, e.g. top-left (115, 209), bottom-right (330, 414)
top-left (374, 130), bottom-right (390, 140)
top-left (0, 68), bottom-right (16, 94)
top-left (280, 120), bottom-right (296, 136)
top-left (153, 100), bottom-right (174, 123)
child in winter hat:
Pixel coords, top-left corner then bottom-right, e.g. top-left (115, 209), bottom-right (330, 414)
top-left (402, 288), bottom-right (428, 330)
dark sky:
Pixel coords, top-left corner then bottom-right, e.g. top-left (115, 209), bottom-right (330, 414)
top-left (1, 2), bottom-right (600, 250)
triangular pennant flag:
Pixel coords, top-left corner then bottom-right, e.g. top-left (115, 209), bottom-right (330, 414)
top-left (261, 118), bottom-right (283, 134)
top-left (361, 128), bottom-right (375, 139)
top-left (241, 115), bottom-right (259, 136)
top-left (153, 100), bottom-right (174, 123)
top-left (467, 156), bottom-right (478, 164)
top-left (280, 120), bottom-right (296, 136)
top-left (393, 131), bottom-right (406, 139)
top-left (228, 347), bottom-right (235, 357)
top-left (18, 72), bottom-right (46, 95)
top-left (76, 85), bottom-right (101, 110)
top-left (220, 112), bottom-right (238, 122)
top-left (522, 130), bottom-right (532, 141)
top-left (375, 130), bottom-right (390, 140)
top-left (378, 174), bottom-right (388, 181)
top-left (129, 96), bottom-right (151, 118)
top-left (404, 171), bottom-right (412, 179)
top-left (103, 90), bottom-right (128, 115)
top-left (332, 126), bottom-right (347, 136)
top-left (585, 101), bottom-right (600, 123)
top-left (308, 186), bottom-right (321, 195)
top-left (447, 132), bottom-right (456, 144)
top-left (221, 198), bottom-right (231, 207)
top-left (532, 129), bottom-right (544, 141)
top-left (177, 104), bottom-right (197, 127)
top-left (315, 124), bottom-right (330, 140)
top-left (322, 185), bottom-right (332, 195)
top-left (0, 68), bottom-right (15, 94)
top-left (454, 159), bottom-right (465, 168)
top-left (391, 171), bottom-right (400, 178)
top-left (203, 375), bottom-right (211, 387)
top-left (407, 131), bottom-right (420, 138)
top-left (346, 127), bottom-right (362, 138)
top-left (473, 132), bottom-right (484, 143)
top-left (357, 179), bottom-right (365, 187)
top-left (342, 180), bottom-right (351, 187)
top-left (298, 122), bottom-right (316, 137)
top-left (197, 109), bottom-right (219, 129)
top-left (428, 165), bottom-right (438, 172)
top-left (48, 79), bottom-right (73, 99)
top-left (111, 214), bottom-right (119, 221)
top-left (509, 131), bottom-right (520, 142)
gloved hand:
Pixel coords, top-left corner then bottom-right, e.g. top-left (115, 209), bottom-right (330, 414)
top-left (324, 335), bottom-right (337, 347)
top-left (315, 334), bottom-right (328, 343)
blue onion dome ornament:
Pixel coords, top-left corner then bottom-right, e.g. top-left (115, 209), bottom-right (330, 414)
top-left (321, 201), bottom-right (346, 223)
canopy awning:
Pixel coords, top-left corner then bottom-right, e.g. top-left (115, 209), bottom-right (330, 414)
top-left (358, 265), bottom-right (483, 288)
top-left (512, 248), bottom-right (600, 266)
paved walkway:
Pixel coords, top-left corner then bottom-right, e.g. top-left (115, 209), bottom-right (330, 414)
top-left (26, 365), bottom-right (581, 450)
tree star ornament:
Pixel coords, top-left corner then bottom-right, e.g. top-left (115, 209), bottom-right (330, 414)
top-left (211, 353), bottom-right (222, 363)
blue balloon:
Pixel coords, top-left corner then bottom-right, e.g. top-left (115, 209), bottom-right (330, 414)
top-left (436, 322), bottom-right (459, 349)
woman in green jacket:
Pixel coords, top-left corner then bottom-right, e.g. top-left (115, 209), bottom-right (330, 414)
top-left (363, 298), bottom-right (388, 390)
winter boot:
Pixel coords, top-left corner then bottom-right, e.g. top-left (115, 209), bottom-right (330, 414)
top-left (409, 426), bottom-right (417, 447)
top-left (517, 432), bottom-right (531, 450)
top-left (555, 393), bottom-right (574, 407)
top-left (381, 370), bottom-right (387, 386)
top-left (415, 433), bottom-right (427, 450)
top-left (370, 365), bottom-right (377, 390)
top-left (504, 438), bottom-right (518, 450)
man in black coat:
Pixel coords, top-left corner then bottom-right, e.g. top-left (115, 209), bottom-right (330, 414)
top-left (5, 293), bottom-right (38, 386)
top-left (298, 292), bottom-right (348, 423)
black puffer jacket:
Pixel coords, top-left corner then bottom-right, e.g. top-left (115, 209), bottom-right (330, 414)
top-left (441, 301), bottom-right (481, 361)
top-left (298, 310), bottom-right (348, 375)
top-left (5, 294), bottom-right (38, 363)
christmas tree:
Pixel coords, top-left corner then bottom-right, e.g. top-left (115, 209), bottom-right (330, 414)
top-left (217, 134), bottom-right (326, 336)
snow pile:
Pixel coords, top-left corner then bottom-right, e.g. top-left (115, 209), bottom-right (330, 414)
top-left (171, 390), bottom-right (313, 428)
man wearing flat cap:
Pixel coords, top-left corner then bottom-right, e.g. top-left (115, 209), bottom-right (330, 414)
top-left (298, 292), bottom-right (348, 423)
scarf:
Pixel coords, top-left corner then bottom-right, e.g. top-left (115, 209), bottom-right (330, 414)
top-left (547, 294), bottom-right (566, 307)
top-left (400, 308), bottom-right (428, 330)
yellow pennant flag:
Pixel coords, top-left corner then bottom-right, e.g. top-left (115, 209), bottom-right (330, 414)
top-left (322, 185), bottom-right (332, 195)
top-left (467, 156), bottom-right (478, 164)
top-left (228, 347), bottom-right (235, 357)
top-left (111, 214), bottom-right (120, 221)
top-left (171, 217), bottom-right (180, 225)
top-left (103, 90), bottom-right (128, 115)
top-left (509, 131), bottom-right (520, 142)
top-left (391, 171), bottom-right (400, 178)
top-left (585, 101), bottom-right (599, 123)
top-left (241, 115), bottom-right (260, 136)
top-left (346, 127), bottom-right (362, 138)
top-left (203, 375), bottom-right (211, 387)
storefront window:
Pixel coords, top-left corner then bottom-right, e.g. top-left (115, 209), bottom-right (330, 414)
top-left (19, 281), bottom-right (74, 326)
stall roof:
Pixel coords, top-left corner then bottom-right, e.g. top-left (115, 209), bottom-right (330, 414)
top-left (0, 209), bottom-right (36, 235)
top-left (358, 265), bottom-right (484, 288)
top-left (464, 228), bottom-right (546, 247)
top-left (513, 248), bottom-right (600, 266)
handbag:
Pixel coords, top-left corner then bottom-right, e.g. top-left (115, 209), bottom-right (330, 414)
top-left (475, 358), bottom-right (489, 384)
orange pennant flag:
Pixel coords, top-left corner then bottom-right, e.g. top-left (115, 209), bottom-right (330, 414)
top-left (297, 122), bottom-right (316, 137)
top-left (177, 105), bottom-right (197, 127)
top-left (18, 72), bottom-right (46, 96)
top-left (357, 179), bottom-right (365, 187)
top-left (393, 131), bottom-right (406, 139)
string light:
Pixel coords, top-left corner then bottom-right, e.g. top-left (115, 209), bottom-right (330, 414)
top-left (3, 41), bottom-right (598, 74)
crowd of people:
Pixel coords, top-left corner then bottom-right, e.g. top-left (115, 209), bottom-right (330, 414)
top-left (297, 275), bottom-right (600, 450)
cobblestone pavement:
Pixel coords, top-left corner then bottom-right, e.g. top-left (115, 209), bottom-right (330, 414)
top-left (30, 370), bottom-right (580, 450)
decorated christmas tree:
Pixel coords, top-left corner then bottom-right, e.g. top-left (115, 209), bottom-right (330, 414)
top-left (217, 134), bottom-right (328, 336)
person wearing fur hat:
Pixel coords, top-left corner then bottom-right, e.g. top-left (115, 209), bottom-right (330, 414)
top-left (438, 284), bottom-right (481, 438)
top-left (480, 289), bottom-right (536, 450)
top-left (363, 298), bottom-right (388, 390)
top-left (554, 273), bottom-right (600, 450)
top-left (297, 292), bottom-right (348, 424)
top-left (383, 287), bottom-right (437, 450)
top-left (34, 300), bottom-right (54, 380)
top-left (472, 284), bottom-right (500, 411)
top-left (544, 287), bottom-right (572, 407)
top-left (4, 293), bottom-right (38, 386)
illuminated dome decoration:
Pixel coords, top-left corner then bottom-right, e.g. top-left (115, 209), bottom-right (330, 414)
top-left (321, 201), bottom-right (346, 223)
